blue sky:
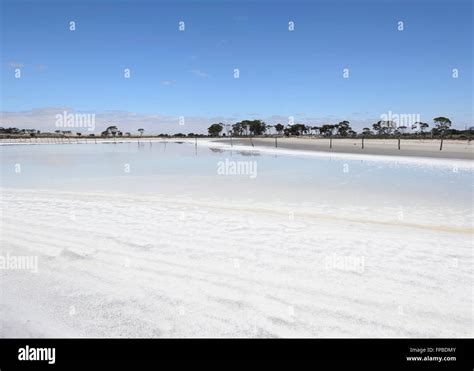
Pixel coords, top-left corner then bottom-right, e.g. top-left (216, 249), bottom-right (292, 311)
top-left (1, 0), bottom-right (472, 133)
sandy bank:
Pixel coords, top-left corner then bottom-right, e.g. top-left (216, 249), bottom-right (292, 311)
top-left (213, 138), bottom-right (474, 160)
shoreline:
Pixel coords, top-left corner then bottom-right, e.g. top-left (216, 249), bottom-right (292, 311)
top-left (3, 137), bottom-right (472, 161)
top-left (201, 139), bottom-right (473, 170)
top-left (212, 137), bottom-right (474, 161)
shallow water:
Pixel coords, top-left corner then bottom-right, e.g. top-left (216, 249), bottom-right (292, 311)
top-left (1, 141), bottom-right (472, 226)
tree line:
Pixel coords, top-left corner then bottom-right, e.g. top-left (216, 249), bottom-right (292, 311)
top-left (1, 117), bottom-right (471, 140)
top-left (208, 117), bottom-right (471, 139)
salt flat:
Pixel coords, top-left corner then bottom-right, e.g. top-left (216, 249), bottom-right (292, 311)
top-left (0, 142), bottom-right (472, 337)
top-left (1, 188), bottom-right (471, 338)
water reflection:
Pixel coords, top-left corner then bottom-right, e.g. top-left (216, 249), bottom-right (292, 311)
top-left (0, 141), bottom-right (470, 213)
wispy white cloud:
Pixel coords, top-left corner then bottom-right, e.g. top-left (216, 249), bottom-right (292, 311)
top-left (190, 69), bottom-right (208, 78)
top-left (0, 108), bottom-right (231, 134)
top-left (6, 61), bottom-right (48, 72)
top-left (3, 108), bottom-right (438, 134)
top-left (7, 61), bottom-right (24, 68)
top-left (161, 80), bottom-right (176, 86)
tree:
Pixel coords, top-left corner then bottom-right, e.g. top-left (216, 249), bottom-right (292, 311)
top-left (414, 122), bottom-right (429, 136)
top-left (433, 117), bottom-right (451, 132)
top-left (372, 122), bottom-right (382, 135)
top-left (433, 117), bottom-right (452, 150)
top-left (288, 124), bottom-right (306, 136)
top-left (208, 123), bottom-right (223, 137)
top-left (100, 126), bottom-right (118, 138)
top-left (232, 120), bottom-right (266, 136)
top-left (274, 123), bottom-right (285, 135)
top-left (232, 123), bottom-right (244, 136)
top-left (372, 120), bottom-right (396, 136)
top-left (104, 126), bottom-right (118, 137)
top-left (337, 121), bottom-right (351, 137)
top-left (420, 122), bottom-right (429, 134)
top-left (320, 124), bottom-right (335, 137)
top-left (247, 120), bottom-right (266, 135)
top-left (302, 125), bottom-right (311, 136)
top-left (319, 124), bottom-right (336, 149)
top-left (222, 123), bottom-right (232, 137)
top-left (233, 120), bottom-right (251, 136)
top-left (138, 128), bottom-right (144, 136)
top-left (241, 122), bottom-right (249, 136)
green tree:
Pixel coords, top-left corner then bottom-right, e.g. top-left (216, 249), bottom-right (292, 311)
top-left (337, 121), bottom-right (351, 137)
top-left (232, 123), bottom-right (244, 136)
top-left (372, 120), bottom-right (395, 136)
top-left (208, 123), bottom-right (224, 137)
top-left (302, 125), bottom-right (311, 135)
top-left (104, 126), bottom-right (118, 137)
top-left (288, 124), bottom-right (306, 136)
top-left (433, 117), bottom-right (452, 150)
top-left (433, 117), bottom-right (451, 132)
top-left (419, 122), bottom-right (429, 134)
top-left (320, 124), bottom-right (335, 137)
top-left (247, 120), bottom-right (266, 135)
top-left (241, 122), bottom-right (249, 136)
top-left (312, 126), bottom-right (321, 136)
top-left (274, 123), bottom-right (285, 135)
top-left (414, 122), bottom-right (429, 136)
